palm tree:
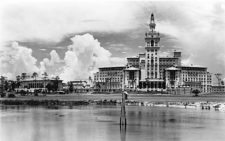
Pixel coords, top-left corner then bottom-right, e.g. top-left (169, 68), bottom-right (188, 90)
top-left (192, 89), bottom-right (201, 97)
top-left (54, 76), bottom-right (60, 91)
top-left (16, 75), bottom-right (21, 89)
top-left (16, 75), bottom-right (21, 81)
top-left (4, 79), bottom-right (8, 92)
top-left (42, 72), bottom-right (48, 79)
top-left (32, 72), bottom-right (38, 91)
top-left (32, 72), bottom-right (38, 80)
top-left (69, 82), bottom-right (73, 93)
top-left (55, 76), bottom-right (60, 80)
top-left (21, 73), bottom-right (27, 80)
top-left (42, 72), bottom-right (48, 92)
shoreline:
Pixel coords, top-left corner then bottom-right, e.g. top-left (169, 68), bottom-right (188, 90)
top-left (1, 93), bottom-right (225, 102)
top-left (0, 98), bottom-right (224, 112)
top-left (0, 94), bottom-right (225, 111)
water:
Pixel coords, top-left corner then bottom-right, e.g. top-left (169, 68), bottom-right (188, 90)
top-left (0, 105), bottom-right (225, 141)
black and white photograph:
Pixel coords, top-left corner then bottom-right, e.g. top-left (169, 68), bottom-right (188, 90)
top-left (0, 0), bottom-right (225, 141)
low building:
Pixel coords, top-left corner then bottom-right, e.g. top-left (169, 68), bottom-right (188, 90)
top-left (68, 80), bottom-right (92, 93)
top-left (211, 85), bottom-right (225, 93)
top-left (16, 77), bottom-right (63, 92)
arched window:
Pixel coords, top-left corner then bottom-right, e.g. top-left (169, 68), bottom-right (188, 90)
top-left (151, 40), bottom-right (154, 47)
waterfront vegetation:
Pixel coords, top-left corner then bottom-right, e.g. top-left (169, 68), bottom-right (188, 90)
top-left (192, 89), bottom-right (201, 97)
top-left (0, 93), bottom-right (225, 111)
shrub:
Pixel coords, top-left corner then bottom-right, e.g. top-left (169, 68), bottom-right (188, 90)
top-left (8, 93), bottom-right (16, 98)
top-left (1, 93), bottom-right (6, 97)
top-left (192, 89), bottom-right (201, 97)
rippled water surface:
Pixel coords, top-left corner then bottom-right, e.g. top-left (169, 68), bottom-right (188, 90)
top-left (0, 105), bottom-right (225, 141)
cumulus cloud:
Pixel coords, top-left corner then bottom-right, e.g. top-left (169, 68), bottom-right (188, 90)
top-left (39, 50), bottom-right (62, 74)
top-left (0, 42), bottom-right (39, 79)
top-left (0, 34), bottom-right (125, 81)
top-left (150, 1), bottom-right (225, 73)
top-left (60, 34), bottom-right (126, 81)
top-left (1, 1), bottom-right (141, 42)
top-left (1, 0), bottom-right (225, 81)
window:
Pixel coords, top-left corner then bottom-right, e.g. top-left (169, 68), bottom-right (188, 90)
top-left (151, 40), bottom-right (154, 47)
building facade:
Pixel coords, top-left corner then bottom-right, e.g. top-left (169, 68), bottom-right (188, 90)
top-left (165, 66), bottom-right (212, 93)
top-left (159, 51), bottom-right (181, 79)
top-left (93, 13), bottom-right (216, 94)
top-left (67, 80), bottom-right (92, 93)
top-left (211, 86), bottom-right (225, 93)
top-left (94, 67), bottom-right (125, 92)
top-left (16, 77), bottom-right (63, 92)
top-left (141, 13), bottom-right (164, 91)
top-left (127, 57), bottom-right (139, 68)
top-left (124, 67), bottom-right (140, 90)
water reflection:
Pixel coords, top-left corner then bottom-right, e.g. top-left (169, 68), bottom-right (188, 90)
top-left (1, 106), bottom-right (225, 141)
top-left (120, 125), bottom-right (126, 141)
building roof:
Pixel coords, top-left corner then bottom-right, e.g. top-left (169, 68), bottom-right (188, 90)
top-left (138, 53), bottom-right (145, 57)
top-left (99, 66), bottom-right (126, 70)
top-left (125, 67), bottom-right (140, 71)
top-left (127, 56), bottom-right (139, 59)
top-left (70, 80), bottom-right (87, 83)
top-left (160, 57), bottom-right (179, 59)
top-left (165, 67), bottom-right (181, 71)
top-left (20, 77), bottom-right (62, 82)
top-left (178, 65), bottom-right (207, 69)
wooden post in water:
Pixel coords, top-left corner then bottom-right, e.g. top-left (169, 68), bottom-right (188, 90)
top-left (120, 122), bottom-right (126, 141)
top-left (120, 91), bottom-right (127, 126)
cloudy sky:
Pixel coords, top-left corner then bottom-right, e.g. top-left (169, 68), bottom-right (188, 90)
top-left (0, 0), bottom-right (225, 81)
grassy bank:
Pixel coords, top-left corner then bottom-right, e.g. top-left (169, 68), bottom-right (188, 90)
top-left (1, 93), bottom-right (225, 105)
top-left (0, 99), bottom-right (90, 106)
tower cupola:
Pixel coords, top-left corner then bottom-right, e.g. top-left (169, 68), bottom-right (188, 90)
top-left (149, 13), bottom-right (156, 31)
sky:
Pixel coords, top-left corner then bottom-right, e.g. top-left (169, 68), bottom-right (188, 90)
top-left (0, 0), bottom-right (225, 82)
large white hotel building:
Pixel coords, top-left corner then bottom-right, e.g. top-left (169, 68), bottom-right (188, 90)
top-left (94, 14), bottom-right (213, 93)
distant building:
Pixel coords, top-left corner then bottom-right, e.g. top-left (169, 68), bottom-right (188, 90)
top-left (124, 67), bottom-right (140, 90)
top-left (16, 75), bottom-right (63, 92)
top-left (127, 57), bottom-right (139, 68)
top-left (94, 66), bottom-right (125, 92)
top-left (211, 85), bottom-right (225, 93)
top-left (141, 13), bottom-right (163, 91)
top-left (68, 80), bottom-right (92, 93)
top-left (165, 66), bottom-right (212, 93)
top-left (159, 51), bottom-right (181, 79)
top-left (93, 13), bottom-right (219, 94)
